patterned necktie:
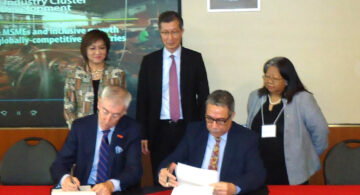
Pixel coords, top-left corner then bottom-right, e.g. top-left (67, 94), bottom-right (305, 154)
top-left (208, 137), bottom-right (221, 170)
top-left (169, 55), bottom-right (180, 122)
top-left (96, 130), bottom-right (110, 183)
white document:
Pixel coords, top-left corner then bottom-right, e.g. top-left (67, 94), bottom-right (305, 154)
top-left (51, 185), bottom-right (95, 195)
top-left (171, 163), bottom-right (219, 195)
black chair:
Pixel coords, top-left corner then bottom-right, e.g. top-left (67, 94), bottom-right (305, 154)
top-left (0, 137), bottom-right (57, 185)
top-left (324, 139), bottom-right (360, 184)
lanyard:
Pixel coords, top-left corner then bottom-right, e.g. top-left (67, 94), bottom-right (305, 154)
top-left (261, 97), bottom-right (286, 126)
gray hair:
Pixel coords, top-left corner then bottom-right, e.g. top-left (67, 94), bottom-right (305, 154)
top-left (100, 85), bottom-right (132, 108)
top-left (206, 90), bottom-right (235, 116)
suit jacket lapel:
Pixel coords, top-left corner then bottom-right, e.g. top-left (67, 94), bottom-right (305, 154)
top-left (220, 123), bottom-right (235, 180)
top-left (154, 49), bottom-right (163, 112)
top-left (193, 124), bottom-right (209, 167)
top-left (180, 47), bottom-right (186, 103)
top-left (108, 116), bottom-right (127, 169)
top-left (85, 116), bottom-right (98, 180)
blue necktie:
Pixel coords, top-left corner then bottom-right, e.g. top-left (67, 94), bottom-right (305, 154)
top-left (96, 130), bottom-right (110, 183)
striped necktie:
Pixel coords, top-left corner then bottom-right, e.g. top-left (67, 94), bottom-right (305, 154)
top-left (96, 130), bottom-right (110, 183)
top-left (208, 137), bottom-right (221, 170)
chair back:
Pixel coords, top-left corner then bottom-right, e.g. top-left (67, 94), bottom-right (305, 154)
top-left (0, 137), bottom-right (57, 185)
top-left (324, 139), bottom-right (360, 184)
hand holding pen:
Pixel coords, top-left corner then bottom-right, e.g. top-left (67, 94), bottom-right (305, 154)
top-left (62, 175), bottom-right (80, 191)
top-left (70, 164), bottom-right (80, 191)
top-left (158, 162), bottom-right (178, 188)
top-left (62, 164), bottom-right (81, 191)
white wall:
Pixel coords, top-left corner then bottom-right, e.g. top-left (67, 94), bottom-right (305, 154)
top-left (181, 0), bottom-right (360, 124)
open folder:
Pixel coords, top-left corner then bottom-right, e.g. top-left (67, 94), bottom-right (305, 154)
top-left (51, 186), bottom-right (95, 195)
top-left (171, 163), bottom-right (219, 195)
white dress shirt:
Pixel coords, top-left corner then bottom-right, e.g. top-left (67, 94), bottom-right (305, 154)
top-left (201, 132), bottom-right (241, 193)
top-left (160, 47), bottom-right (183, 120)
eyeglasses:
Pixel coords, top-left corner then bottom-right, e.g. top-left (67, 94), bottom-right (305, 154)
top-left (160, 31), bottom-right (181, 37)
top-left (205, 115), bottom-right (231, 125)
top-left (99, 106), bottom-right (123, 119)
top-left (262, 75), bottom-right (284, 82)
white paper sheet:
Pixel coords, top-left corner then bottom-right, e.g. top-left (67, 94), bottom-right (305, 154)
top-left (171, 163), bottom-right (219, 195)
top-left (51, 185), bottom-right (95, 195)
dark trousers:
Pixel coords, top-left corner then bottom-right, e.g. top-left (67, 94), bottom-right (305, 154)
top-left (149, 120), bottom-right (186, 185)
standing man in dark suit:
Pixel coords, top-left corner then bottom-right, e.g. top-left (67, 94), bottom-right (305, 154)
top-left (51, 86), bottom-right (142, 195)
top-left (158, 90), bottom-right (266, 194)
top-left (136, 10), bottom-right (209, 182)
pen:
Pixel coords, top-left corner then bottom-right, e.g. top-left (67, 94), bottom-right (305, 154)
top-left (70, 164), bottom-right (80, 191)
top-left (166, 164), bottom-right (170, 187)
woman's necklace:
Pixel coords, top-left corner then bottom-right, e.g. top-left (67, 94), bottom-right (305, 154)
top-left (91, 69), bottom-right (103, 76)
top-left (90, 66), bottom-right (104, 80)
top-left (268, 94), bottom-right (281, 105)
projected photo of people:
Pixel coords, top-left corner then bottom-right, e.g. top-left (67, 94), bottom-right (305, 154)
top-left (0, 0), bottom-right (180, 127)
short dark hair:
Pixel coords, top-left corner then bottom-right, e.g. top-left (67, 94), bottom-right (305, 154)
top-left (158, 11), bottom-right (183, 29)
top-left (80, 29), bottom-right (110, 64)
top-left (258, 57), bottom-right (308, 103)
top-left (206, 90), bottom-right (235, 116)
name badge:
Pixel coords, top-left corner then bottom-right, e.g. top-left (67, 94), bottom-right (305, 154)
top-left (261, 124), bottom-right (276, 138)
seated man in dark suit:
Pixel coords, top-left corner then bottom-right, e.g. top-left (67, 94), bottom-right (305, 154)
top-left (158, 90), bottom-right (266, 194)
top-left (51, 85), bottom-right (142, 195)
